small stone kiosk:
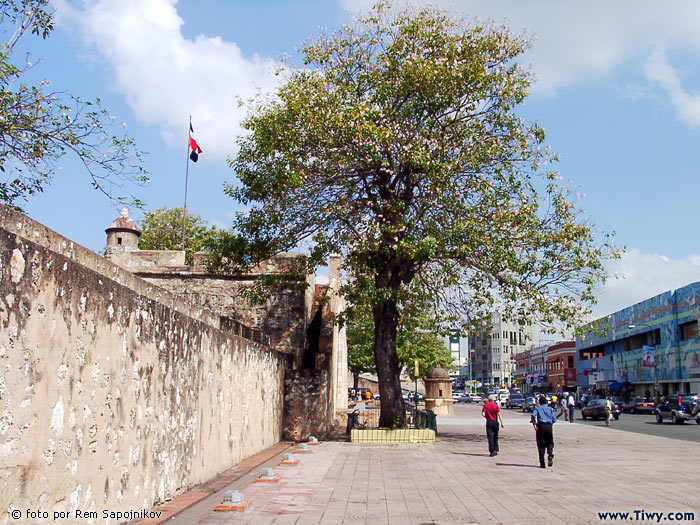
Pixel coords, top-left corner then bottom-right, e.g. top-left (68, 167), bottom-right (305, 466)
top-left (424, 366), bottom-right (453, 416)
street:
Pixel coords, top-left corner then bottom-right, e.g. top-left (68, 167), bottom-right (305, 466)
top-left (574, 408), bottom-right (700, 443)
top-left (479, 401), bottom-right (700, 443)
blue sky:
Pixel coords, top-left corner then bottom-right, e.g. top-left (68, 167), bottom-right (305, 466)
top-left (15, 0), bottom-right (700, 329)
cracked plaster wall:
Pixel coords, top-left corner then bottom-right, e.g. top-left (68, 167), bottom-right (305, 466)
top-left (0, 206), bottom-right (286, 522)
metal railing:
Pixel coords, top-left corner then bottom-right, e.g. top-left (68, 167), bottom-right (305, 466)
top-left (346, 403), bottom-right (437, 432)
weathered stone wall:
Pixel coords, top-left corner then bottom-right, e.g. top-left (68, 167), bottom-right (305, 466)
top-left (0, 205), bottom-right (286, 518)
top-left (105, 251), bottom-right (316, 358)
top-left (137, 273), bottom-right (309, 356)
top-left (282, 370), bottom-right (329, 441)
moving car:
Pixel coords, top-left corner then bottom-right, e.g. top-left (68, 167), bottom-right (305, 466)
top-left (655, 394), bottom-right (699, 424)
top-left (581, 399), bottom-right (621, 421)
top-left (687, 399), bottom-right (700, 424)
top-left (506, 394), bottom-right (526, 409)
top-left (463, 393), bottom-right (482, 403)
top-left (521, 397), bottom-right (537, 413)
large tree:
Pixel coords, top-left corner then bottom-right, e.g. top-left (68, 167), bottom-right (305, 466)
top-left (0, 0), bottom-right (147, 209)
top-left (217, 2), bottom-right (617, 427)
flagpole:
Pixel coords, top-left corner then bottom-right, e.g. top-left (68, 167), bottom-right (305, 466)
top-left (182, 115), bottom-right (191, 250)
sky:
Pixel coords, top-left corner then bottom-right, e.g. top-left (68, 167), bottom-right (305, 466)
top-left (12, 0), bottom-right (700, 334)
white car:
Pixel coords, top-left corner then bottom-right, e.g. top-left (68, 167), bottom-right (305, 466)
top-left (452, 393), bottom-right (463, 403)
top-left (464, 393), bottom-right (482, 403)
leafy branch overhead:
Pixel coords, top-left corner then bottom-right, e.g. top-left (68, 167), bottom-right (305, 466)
top-left (0, 0), bottom-right (148, 209)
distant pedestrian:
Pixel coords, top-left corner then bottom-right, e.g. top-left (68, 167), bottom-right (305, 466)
top-left (531, 395), bottom-right (557, 468)
top-left (482, 394), bottom-right (504, 457)
top-left (561, 394), bottom-right (569, 421)
top-left (568, 394), bottom-right (575, 423)
top-left (605, 397), bottom-right (612, 426)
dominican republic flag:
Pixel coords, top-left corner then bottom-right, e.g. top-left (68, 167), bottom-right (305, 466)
top-left (189, 123), bottom-right (203, 162)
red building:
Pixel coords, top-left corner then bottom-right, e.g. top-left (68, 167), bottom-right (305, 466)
top-left (546, 341), bottom-right (577, 393)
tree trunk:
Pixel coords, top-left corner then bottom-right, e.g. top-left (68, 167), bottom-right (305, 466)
top-left (353, 370), bottom-right (359, 390)
top-left (373, 298), bottom-right (406, 428)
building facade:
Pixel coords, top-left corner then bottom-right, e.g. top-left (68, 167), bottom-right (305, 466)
top-left (513, 349), bottom-right (531, 391)
top-left (469, 314), bottom-right (533, 388)
top-left (577, 282), bottom-right (700, 397)
top-left (545, 341), bottom-right (577, 393)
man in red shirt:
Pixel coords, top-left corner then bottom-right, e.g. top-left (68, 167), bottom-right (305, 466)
top-left (482, 395), bottom-right (505, 457)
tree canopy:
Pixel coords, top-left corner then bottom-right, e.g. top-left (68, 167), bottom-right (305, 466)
top-left (0, 0), bottom-right (148, 209)
top-left (216, 2), bottom-right (618, 426)
top-left (138, 206), bottom-right (219, 264)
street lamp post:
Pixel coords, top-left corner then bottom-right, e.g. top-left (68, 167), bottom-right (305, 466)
top-left (628, 323), bottom-right (658, 404)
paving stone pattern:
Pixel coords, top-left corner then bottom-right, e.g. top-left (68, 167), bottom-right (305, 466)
top-left (186, 405), bottom-right (700, 524)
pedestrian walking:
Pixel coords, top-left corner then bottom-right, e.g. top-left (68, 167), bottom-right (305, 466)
top-left (482, 394), bottom-right (504, 457)
top-left (568, 393), bottom-right (575, 423)
top-left (531, 395), bottom-right (557, 468)
top-left (605, 396), bottom-right (612, 426)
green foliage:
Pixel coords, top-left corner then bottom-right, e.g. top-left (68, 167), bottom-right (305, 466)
top-left (347, 301), bottom-right (454, 377)
top-left (222, 1), bottom-right (619, 334)
top-left (0, 0), bottom-right (148, 210)
top-left (138, 206), bottom-right (218, 264)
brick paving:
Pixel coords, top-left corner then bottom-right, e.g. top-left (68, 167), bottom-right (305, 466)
top-left (163, 405), bottom-right (700, 524)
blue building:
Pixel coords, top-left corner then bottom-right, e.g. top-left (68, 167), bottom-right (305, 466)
top-left (577, 281), bottom-right (700, 397)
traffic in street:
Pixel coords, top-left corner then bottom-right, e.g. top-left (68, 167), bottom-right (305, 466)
top-left (485, 397), bottom-right (700, 443)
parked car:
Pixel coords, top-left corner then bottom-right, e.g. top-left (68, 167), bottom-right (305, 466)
top-left (627, 397), bottom-right (654, 414)
top-left (581, 399), bottom-right (621, 421)
top-left (405, 391), bottom-right (424, 402)
top-left (655, 394), bottom-right (699, 424)
top-left (506, 394), bottom-right (526, 409)
top-left (452, 392), bottom-right (462, 403)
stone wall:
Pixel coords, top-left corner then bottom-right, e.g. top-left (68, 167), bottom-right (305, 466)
top-left (0, 205), bottom-right (287, 518)
top-left (282, 370), bottom-right (329, 441)
top-left (108, 251), bottom-right (315, 358)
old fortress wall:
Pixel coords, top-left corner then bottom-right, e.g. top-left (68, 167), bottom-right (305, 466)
top-left (0, 204), bottom-right (346, 518)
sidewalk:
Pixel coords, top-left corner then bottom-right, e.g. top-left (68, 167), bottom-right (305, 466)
top-left (162, 405), bottom-right (700, 524)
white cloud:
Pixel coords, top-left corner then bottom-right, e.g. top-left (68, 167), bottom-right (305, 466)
top-left (52, 0), bottom-right (282, 159)
top-left (339, 1), bottom-right (700, 119)
top-left (593, 249), bottom-right (700, 318)
top-left (644, 48), bottom-right (700, 128)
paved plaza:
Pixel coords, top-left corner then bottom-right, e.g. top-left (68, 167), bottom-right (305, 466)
top-left (151, 404), bottom-right (700, 525)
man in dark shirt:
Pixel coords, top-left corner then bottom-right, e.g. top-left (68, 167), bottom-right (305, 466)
top-left (482, 395), bottom-right (504, 457)
top-left (531, 395), bottom-right (557, 468)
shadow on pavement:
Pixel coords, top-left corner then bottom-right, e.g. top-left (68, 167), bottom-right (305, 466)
top-left (451, 452), bottom-right (491, 457)
top-left (495, 462), bottom-right (541, 468)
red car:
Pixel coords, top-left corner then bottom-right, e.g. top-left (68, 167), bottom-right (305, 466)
top-left (631, 397), bottom-right (655, 414)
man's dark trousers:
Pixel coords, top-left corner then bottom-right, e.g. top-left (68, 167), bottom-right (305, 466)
top-left (536, 422), bottom-right (554, 466)
top-left (486, 419), bottom-right (500, 455)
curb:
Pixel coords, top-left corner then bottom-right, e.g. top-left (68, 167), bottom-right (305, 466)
top-left (134, 441), bottom-right (295, 525)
